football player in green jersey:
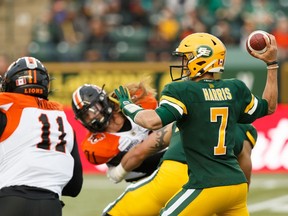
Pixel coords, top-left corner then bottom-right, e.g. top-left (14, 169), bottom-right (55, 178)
top-left (102, 123), bottom-right (257, 216)
top-left (114, 32), bottom-right (278, 215)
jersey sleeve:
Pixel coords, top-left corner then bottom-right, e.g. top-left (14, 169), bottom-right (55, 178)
top-left (62, 131), bottom-right (83, 197)
top-left (234, 124), bottom-right (258, 156)
top-left (81, 132), bottom-right (120, 164)
top-left (236, 80), bottom-right (268, 123)
top-left (155, 83), bottom-right (185, 126)
top-left (245, 124), bottom-right (258, 148)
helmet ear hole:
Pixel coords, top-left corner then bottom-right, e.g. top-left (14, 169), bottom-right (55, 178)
top-left (197, 61), bottom-right (206, 66)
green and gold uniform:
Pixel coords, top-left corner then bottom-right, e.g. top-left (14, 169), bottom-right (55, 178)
top-left (156, 79), bottom-right (267, 216)
top-left (103, 123), bottom-right (257, 216)
top-left (234, 124), bottom-right (257, 155)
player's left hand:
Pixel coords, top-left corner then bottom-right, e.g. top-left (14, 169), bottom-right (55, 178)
top-left (114, 86), bottom-right (144, 121)
top-left (114, 86), bottom-right (132, 110)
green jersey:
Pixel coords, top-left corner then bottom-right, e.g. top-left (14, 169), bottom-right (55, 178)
top-left (155, 78), bottom-right (267, 188)
top-left (162, 123), bottom-right (258, 163)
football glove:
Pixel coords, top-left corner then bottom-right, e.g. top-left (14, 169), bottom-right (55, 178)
top-left (114, 85), bottom-right (143, 121)
top-left (107, 164), bottom-right (128, 183)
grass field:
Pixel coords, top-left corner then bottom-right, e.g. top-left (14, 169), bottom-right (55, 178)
top-left (62, 173), bottom-right (288, 216)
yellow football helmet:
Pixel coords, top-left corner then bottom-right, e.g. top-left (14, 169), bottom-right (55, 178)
top-left (170, 33), bottom-right (226, 81)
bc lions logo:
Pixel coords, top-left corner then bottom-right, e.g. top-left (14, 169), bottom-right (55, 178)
top-left (89, 133), bottom-right (106, 144)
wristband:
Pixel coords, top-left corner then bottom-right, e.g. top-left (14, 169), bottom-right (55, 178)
top-left (122, 103), bottom-right (144, 121)
top-left (107, 163), bottom-right (128, 183)
top-left (115, 163), bottom-right (128, 177)
top-left (267, 65), bottom-right (279, 70)
top-left (113, 164), bottom-right (128, 182)
top-left (266, 61), bottom-right (278, 66)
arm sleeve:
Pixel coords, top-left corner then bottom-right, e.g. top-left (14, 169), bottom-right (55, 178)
top-left (62, 131), bottom-right (83, 197)
top-left (155, 104), bottom-right (180, 126)
top-left (155, 84), bottom-right (184, 126)
top-left (236, 80), bottom-right (268, 123)
top-left (246, 124), bottom-right (258, 148)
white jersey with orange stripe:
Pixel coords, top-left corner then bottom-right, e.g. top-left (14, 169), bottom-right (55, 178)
top-left (0, 92), bottom-right (75, 197)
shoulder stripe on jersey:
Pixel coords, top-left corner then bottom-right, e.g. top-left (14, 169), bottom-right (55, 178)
top-left (0, 103), bottom-right (13, 111)
top-left (246, 131), bottom-right (256, 147)
top-left (160, 95), bottom-right (187, 114)
top-left (160, 96), bottom-right (187, 115)
top-left (160, 100), bottom-right (184, 115)
top-left (248, 97), bottom-right (258, 115)
top-left (244, 94), bottom-right (258, 115)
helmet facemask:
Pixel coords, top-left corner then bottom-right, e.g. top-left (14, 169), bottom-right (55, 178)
top-left (170, 51), bottom-right (193, 81)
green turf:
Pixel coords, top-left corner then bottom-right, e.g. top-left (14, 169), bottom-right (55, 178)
top-left (62, 173), bottom-right (288, 216)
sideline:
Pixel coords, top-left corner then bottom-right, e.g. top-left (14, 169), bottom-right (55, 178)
top-left (249, 195), bottom-right (288, 213)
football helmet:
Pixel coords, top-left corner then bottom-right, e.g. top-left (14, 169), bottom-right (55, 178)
top-left (72, 84), bottom-right (114, 132)
top-left (1, 56), bottom-right (50, 99)
top-left (170, 33), bottom-right (226, 81)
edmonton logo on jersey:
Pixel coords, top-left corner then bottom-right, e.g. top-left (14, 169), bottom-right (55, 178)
top-left (196, 46), bottom-right (213, 58)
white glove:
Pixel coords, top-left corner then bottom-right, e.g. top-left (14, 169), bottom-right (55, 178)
top-left (107, 164), bottom-right (128, 183)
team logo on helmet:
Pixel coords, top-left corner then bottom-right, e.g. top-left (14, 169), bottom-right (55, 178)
top-left (196, 46), bottom-right (213, 58)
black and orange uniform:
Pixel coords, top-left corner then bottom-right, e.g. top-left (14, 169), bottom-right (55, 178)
top-left (0, 93), bottom-right (83, 216)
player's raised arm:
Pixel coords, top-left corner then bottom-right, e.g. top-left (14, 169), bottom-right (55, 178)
top-left (248, 33), bottom-right (278, 114)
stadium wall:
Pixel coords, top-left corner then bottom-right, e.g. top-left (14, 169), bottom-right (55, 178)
top-left (46, 48), bottom-right (287, 105)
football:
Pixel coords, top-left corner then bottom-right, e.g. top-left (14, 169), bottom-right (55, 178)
top-left (246, 30), bottom-right (270, 55)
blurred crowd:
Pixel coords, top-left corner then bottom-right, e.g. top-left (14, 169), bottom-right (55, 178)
top-left (26, 0), bottom-right (288, 62)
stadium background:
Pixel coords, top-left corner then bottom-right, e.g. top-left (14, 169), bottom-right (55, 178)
top-left (1, 0), bottom-right (288, 215)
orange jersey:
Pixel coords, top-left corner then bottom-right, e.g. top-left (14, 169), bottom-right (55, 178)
top-left (81, 117), bottom-right (150, 165)
top-left (82, 91), bottom-right (158, 165)
top-left (0, 93), bottom-right (63, 141)
top-left (81, 91), bottom-right (163, 181)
